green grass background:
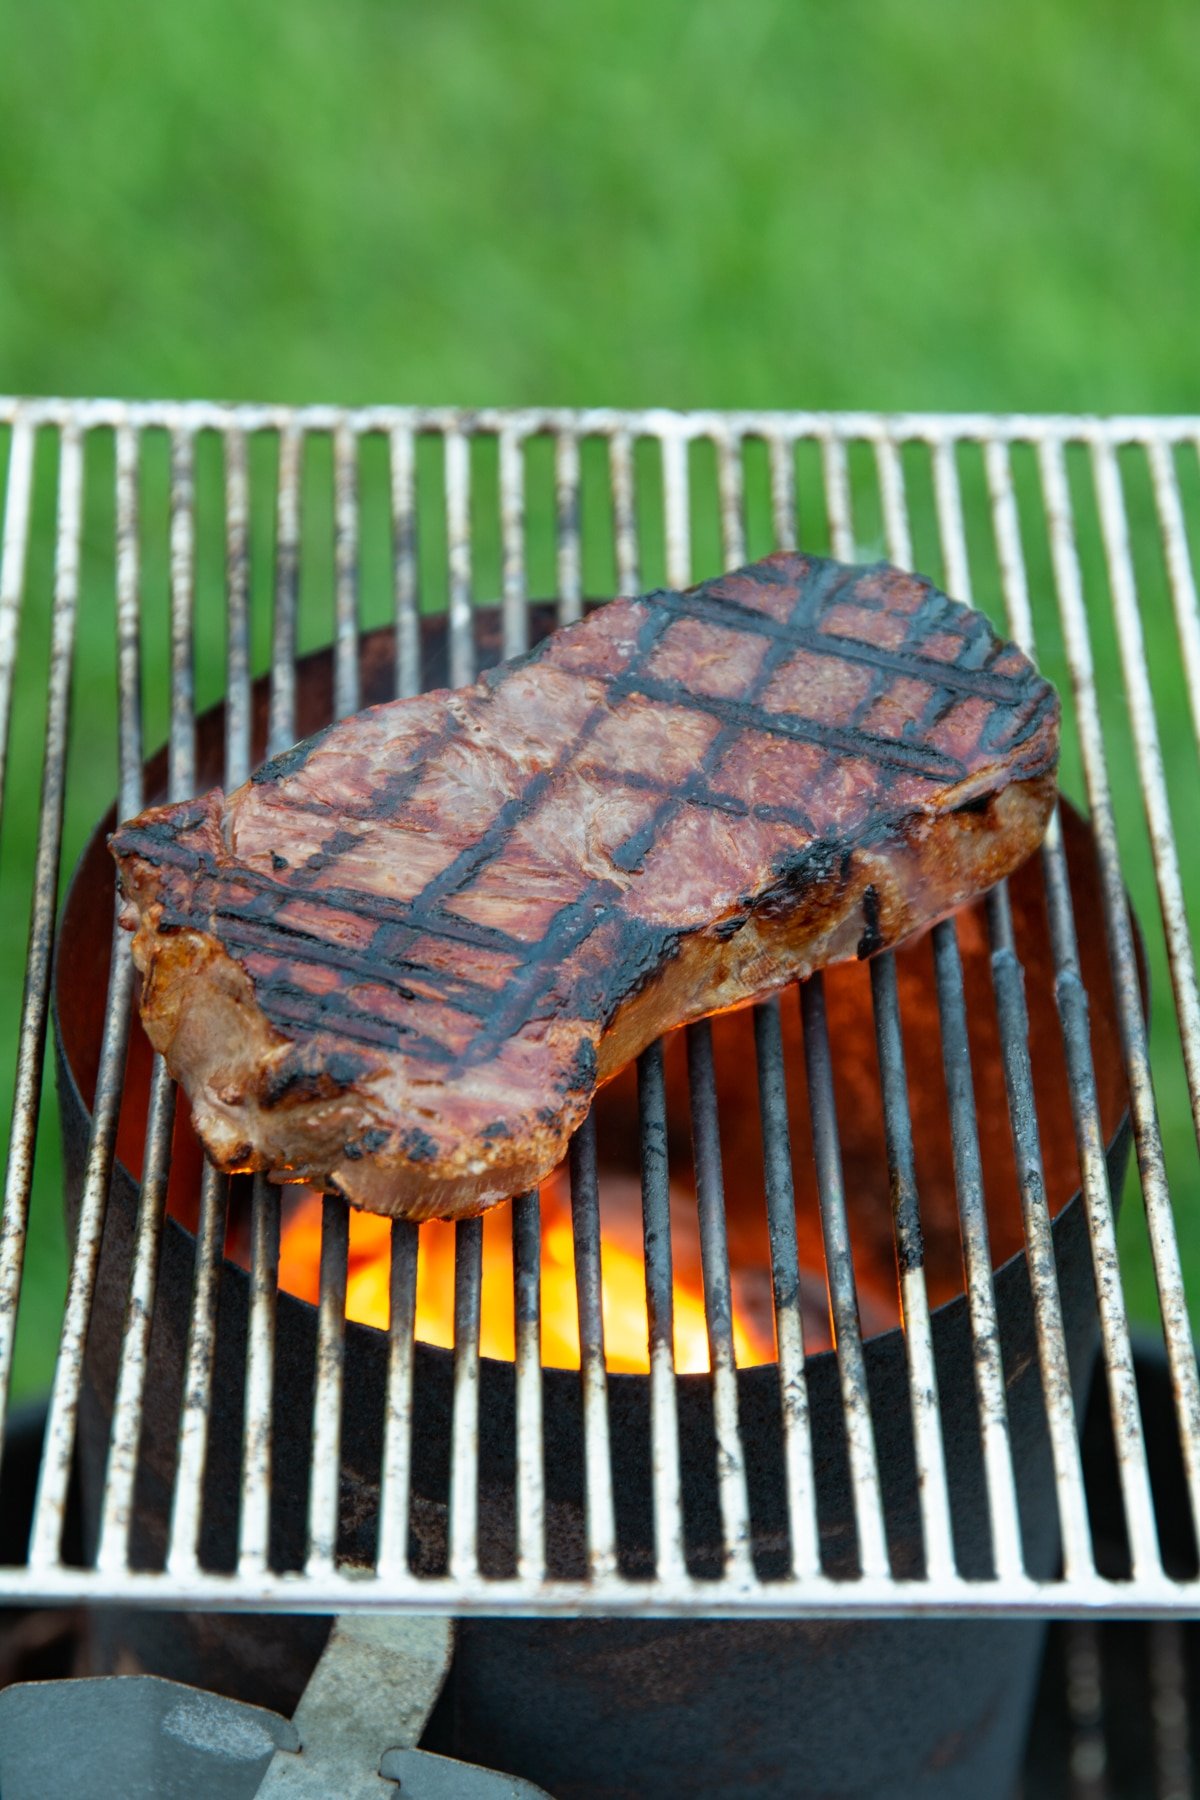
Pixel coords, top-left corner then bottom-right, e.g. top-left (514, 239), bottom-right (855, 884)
top-left (2, 0), bottom-right (1199, 1394)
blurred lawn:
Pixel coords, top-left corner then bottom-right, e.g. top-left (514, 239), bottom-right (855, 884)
top-left (2, 0), bottom-right (1199, 1395)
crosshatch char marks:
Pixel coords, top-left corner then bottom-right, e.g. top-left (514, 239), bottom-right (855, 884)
top-left (109, 552), bottom-right (1060, 1221)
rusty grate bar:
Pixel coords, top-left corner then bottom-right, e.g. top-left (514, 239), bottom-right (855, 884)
top-left (511, 1188), bottom-right (545, 1582)
top-left (687, 1019), bottom-right (755, 1583)
top-left (0, 400), bottom-right (1198, 1615)
top-left (569, 1113), bottom-right (618, 1581)
top-left (9, 427), bottom-right (84, 1575)
top-left (376, 1216), bottom-right (418, 1579)
top-left (637, 1041), bottom-right (687, 1584)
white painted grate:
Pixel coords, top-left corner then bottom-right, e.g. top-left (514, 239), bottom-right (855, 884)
top-left (0, 399), bottom-right (1198, 1615)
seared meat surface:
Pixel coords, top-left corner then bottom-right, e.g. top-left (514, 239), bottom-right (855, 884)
top-left (111, 554), bottom-right (1059, 1220)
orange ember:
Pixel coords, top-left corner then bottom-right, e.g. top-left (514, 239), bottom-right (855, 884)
top-left (276, 1166), bottom-right (777, 1374)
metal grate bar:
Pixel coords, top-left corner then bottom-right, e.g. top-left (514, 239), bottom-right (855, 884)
top-left (238, 426), bottom-right (302, 1578)
top-left (0, 415), bottom-right (34, 813)
top-left (637, 1042), bottom-right (686, 1583)
top-left (98, 426), bottom-right (197, 1571)
top-left (389, 425), bottom-right (421, 700)
top-left (448, 1217), bottom-right (483, 1581)
top-left (569, 1113), bottom-right (618, 1579)
top-left (820, 433), bottom-right (854, 562)
top-left (555, 431), bottom-right (582, 626)
top-left (169, 426), bottom-right (251, 1576)
top-left (28, 426), bottom-right (137, 1569)
top-left (1092, 442), bottom-right (1200, 1156)
top-left (32, 970), bottom-right (138, 1573)
top-left (868, 954), bottom-right (956, 1582)
top-left (800, 976), bottom-right (891, 1580)
top-left (167, 1165), bottom-right (228, 1576)
top-left (932, 917), bottom-right (1025, 1581)
top-left (1039, 438), bottom-right (1200, 1548)
top-left (222, 427), bottom-right (253, 783)
top-left (375, 500), bottom-right (423, 1580)
top-left (766, 430), bottom-right (797, 553)
top-left (97, 1062), bottom-right (174, 1571)
top-left (512, 1189), bottom-right (545, 1581)
top-left (873, 432), bottom-right (914, 570)
top-left (661, 426), bottom-right (691, 593)
top-left (499, 428), bottom-right (528, 659)
top-left (333, 423), bottom-right (361, 723)
top-left (442, 422), bottom-right (485, 1586)
top-left (608, 429), bottom-right (639, 595)
top-left (445, 427), bottom-right (474, 690)
top-left (268, 426), bottom-right (303, 761)
top-left (985, 437), bottom-right (1162, 1580)
top-left (376, 1218), bottom-right (419, 1577)
top-left (753, 998), bottom-right (821, 1580)
top-left (307, 1194), bottom-right (349, 1575)
top-left (933, 439), bottom-right (1092, 1579)
top-left (700, 434), bottom-right (759, 1581)
top-left (167, 429), bottom-right (198, 798)
top-left (838, 436), bottom-right (956, 1579)
top-left (868, 444), bottom-right (956, 1582)
top-left (237, 1041), bottom-right (281, 1567)
top-left (988, 886), bottom-right (1093, 1576)
top-left (687, 1021), bottom-right (754, 1581)
top-left (0, 427), bottom-right (82, 1451)
top-left (1147, 438), bottom-right (1200, 776)
top-left (715, 429), bottom-right (746, 571)
top-left (302, 428), bottom-right (362, 1577)
top-left (114, 421), bottom-right (145, 817)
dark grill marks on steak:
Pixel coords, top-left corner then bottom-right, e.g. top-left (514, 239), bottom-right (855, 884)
top-left (110, 553), bottom-right (1060, 1221)
top-left (455, 569), bottom-right (823, 1051)
top-left (606, 570), bottom-right (830, 874)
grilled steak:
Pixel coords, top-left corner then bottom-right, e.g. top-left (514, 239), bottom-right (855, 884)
top-left (111, 554), bottom-right (1059, 1221)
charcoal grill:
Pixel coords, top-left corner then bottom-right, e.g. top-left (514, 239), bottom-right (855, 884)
top-left (0, 398), bottom-right (1198, 1641)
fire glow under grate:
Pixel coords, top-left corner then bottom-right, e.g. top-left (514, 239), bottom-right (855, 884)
top-left (1, 399), bottom-right (1199, 1617)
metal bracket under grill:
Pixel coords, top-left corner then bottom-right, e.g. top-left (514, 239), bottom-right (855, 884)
top-left (1, 398), bottom-right (1199, 1617)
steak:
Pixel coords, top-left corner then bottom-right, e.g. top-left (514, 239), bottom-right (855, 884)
top-left (111, 553), bottom-right (1060, 1221)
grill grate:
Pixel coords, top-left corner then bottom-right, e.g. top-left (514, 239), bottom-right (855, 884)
top-left (1, 399), bottom-right (1199, 1613)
